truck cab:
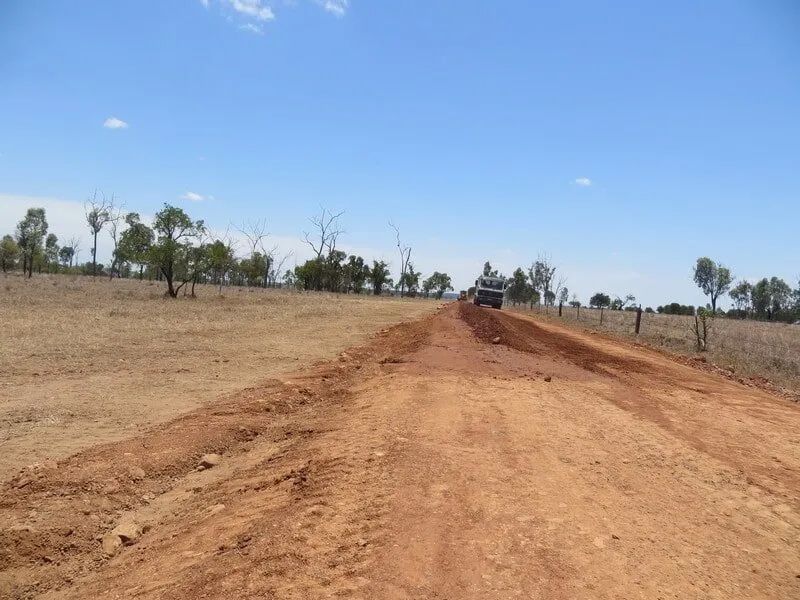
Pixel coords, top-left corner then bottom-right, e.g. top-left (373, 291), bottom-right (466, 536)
top-left (474, 276), bottom-right (505, 309)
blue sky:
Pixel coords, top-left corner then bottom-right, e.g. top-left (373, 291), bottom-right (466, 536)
top-left (1, 0), bottom-right (798, 306)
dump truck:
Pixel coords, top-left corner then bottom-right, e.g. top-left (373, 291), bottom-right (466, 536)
top-left (473, 275), bottom-right (505, 309)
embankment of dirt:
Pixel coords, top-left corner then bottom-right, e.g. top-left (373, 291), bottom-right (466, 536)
top-left (0, 312), bottom-right (435, 598)
top-left (458, 302), bottom-right (654, 378)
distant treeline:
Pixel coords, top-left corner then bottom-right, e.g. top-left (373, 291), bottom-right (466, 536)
top-left (1, 201), bottom-right (454, 300)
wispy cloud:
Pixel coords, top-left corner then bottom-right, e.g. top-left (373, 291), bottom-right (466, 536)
top-left (574, 177), bottom-right (592, 187)
top-left (202, 1), bottom-right (346, 35)
top-left (316, 0), bottom-right (348, 16)
top-left (180, 191), bottom-right (207, 202)
top-left (228, 0), bottom-right (275, 21)
top-left (239, 22), bottom-right (264, 34)
top-left (103, 117), bottom-right (128, 130)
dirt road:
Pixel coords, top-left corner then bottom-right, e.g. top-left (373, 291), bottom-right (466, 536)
top-left (2, 303), bottom-right (799, 599)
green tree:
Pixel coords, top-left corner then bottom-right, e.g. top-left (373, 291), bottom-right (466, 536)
top-left (44, 233), bottom-right (59, 273)
top-left (344, 255), bottom-right (370, 294)
top-left (117, 213), bottom-right (154, 279)
top-left (282, 269), bottom-right (295, 287)
top-left (794, 279), bottom-right (800, 313)
top-left (323, 250), bottom-right (346, 291)
top-left (751, 278), bottom-right (770, 318)
top-left (398, 262), bottom-right (421, 295)
top-left (558, 287), bottom-right (569, 305)
top-left (368, 260), bottom-right (391, 296)
top-left (589, 292), bottom-right (611, 309)
top-left (749, 277), bottom-right (792, 320)
top-left (529, 256), bottom-right (557, 305)
top-left (729, 280), bottom-right (753, 315)
top-left (15, 207), bottom-right (48, 278)
top-left (206, 239), bottom-right (235, 293)
top-left (658, 302), bottom-right (695, 316)
top-left (85, 192), bottom-right (114, 277)
top-left (294, 258), bottom-right (325, 291)
top-left (0, 235), bottom-right (20, 272)
top-left (768, 277), bottom-right (792, 318)
top-left (149, 204), bottom-right (204, 298)
top-left (422, 271), bottom-right (453, 299)
top-left (482, 261), bottom-right (498, 277)
top-left (58, 245), bottom-right (75, 269)
top-left (693, 257), bottom-right (732, 313)
top-left (241, 252), bottom-right (268, 286)
top-left (611, 294), bottom-right (636, 311)
top-left (505, 267), bottom-right (532, 305)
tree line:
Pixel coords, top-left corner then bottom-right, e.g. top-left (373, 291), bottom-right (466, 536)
top-left (691, 256), bottom-right (799, 323)
top-left (1, 199), bottom-right (454, 300)
top-left (482, 253), bottom-right (798, 324)
top-left (528, 256), bottom-right (799, 324)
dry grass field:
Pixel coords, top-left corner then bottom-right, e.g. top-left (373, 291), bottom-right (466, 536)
top-left (511, 304), bottom-right (800, 395)
top-left (0, 275), bottom-right (438, 479)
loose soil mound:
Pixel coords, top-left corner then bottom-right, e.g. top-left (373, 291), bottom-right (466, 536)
top-left (458, 301), bottom-right (655, 378)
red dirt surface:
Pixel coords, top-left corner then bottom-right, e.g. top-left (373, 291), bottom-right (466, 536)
top-left (2, 303), bottom-right (799, 599)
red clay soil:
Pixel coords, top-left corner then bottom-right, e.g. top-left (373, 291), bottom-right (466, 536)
top-left (1, 303), bottom-right (799, 599)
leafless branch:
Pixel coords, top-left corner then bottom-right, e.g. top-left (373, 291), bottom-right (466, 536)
top-left (303, 207), bottom-right (345, 259)
top-left (237, 218), bottom-right (269, 257)
top-left (389, 221), bottom-right (412, 297)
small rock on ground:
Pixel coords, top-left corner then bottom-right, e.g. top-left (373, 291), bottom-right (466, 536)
top-left (199, 454), bottom-right (222, 469)
top-left (101, 534), bottom-right (123, 556)
top-left (111, 521), bottom-right (141, 545)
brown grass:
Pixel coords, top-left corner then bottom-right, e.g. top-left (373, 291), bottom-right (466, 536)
top-left (0, 274), bottom-right (439, 478)
top-left (509, 304), bottom-right (800, 395)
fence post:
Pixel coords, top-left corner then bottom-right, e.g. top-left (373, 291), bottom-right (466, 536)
top-left (600, 307), bottom-right (604, 325)
top-left (635, 305), bottom-right (642, 334)
top-left (558, 302), bottom-right (562, 317)
top-left (577, 305), bottom-right (580, 320)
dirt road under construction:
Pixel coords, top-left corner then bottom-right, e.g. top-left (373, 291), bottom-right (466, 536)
top-left (2, 302), bottom-right (799, 599)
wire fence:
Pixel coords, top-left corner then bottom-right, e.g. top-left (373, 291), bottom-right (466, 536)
top-left (507, 302), bottom-right (800, 392)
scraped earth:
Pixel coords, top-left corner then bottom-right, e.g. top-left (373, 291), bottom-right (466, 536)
top-left (2, 303), bottom-right (799, 599)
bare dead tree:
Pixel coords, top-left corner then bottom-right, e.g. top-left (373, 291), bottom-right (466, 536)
top-left (66, 236), bottom-right (82, 268)
top-left (303, 207), bottom-right (345, 260)
top-left (389, 221), bottom-right (412, 298)
top-left (270, 250), bottom-right (293, 287)
top-left (236, 218), bottom-right (270, 287)
top-left (106, 204), bottom-right (125, 280)
top-left (529, 253), bottom-right (557, 305)
top-left (237, 218), bottom-right (268, 258)
top-left (84, 190), bottom-right (115, 276)
top-left (207, 225), bottom-right (237, 294)
top-left (552, 274), bottom-right (567, 307)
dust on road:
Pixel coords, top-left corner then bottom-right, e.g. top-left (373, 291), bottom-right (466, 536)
top-left (1, 302), bottom-right (798, 599)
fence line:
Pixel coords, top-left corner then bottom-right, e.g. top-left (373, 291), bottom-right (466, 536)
top-left (506, 302), bottom-right (800, 368)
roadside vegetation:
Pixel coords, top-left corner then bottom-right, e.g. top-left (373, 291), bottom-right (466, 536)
top-left (482, 254), bottom-right (799, 394)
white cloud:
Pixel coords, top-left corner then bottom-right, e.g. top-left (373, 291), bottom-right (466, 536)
top-left (574, 177), bottom-right (592, 187)
top-left (228, 0), bottom-right (275, 21)
top-left (316, 0), bottom-right (348, 16)
top-left (199, 0), bottom-right (210, 7)
top-left (239, 23), bottom-right (264, 34)
top-left (180, 191), bottom-right (206, 202)
top-left (103, 117), bottom-right (128, 130)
